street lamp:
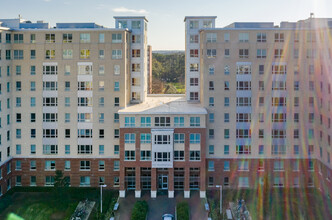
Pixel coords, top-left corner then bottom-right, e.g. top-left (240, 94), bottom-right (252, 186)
top-left (100, 184), bottom-right (107, 213)
top-left (216, 185), bottom-right (222, 215)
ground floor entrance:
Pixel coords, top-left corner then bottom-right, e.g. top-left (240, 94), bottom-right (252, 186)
top-left (158, 174), bottom-right (168, 190)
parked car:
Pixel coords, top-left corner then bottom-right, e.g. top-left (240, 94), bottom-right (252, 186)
top-left (162, 214), bottom-right (174, 220)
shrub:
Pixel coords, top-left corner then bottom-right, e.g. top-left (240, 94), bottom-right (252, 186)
top-left (131, 201), bottom-right (148, 220)
top-left (177, 201), bottom-right (189, 220)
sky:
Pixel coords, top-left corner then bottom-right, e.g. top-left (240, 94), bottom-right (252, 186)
top-left (1, 0), bottom-right (332, 50)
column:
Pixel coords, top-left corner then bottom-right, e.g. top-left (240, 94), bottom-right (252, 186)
top-left (119, 166), bottom-right (126, 198)
top-left (168, 168), bottom-right (174, 198)
top-left (184, 166), bottom-right (190, 198)
top-left (200, 166), bottom-right (206, 198)
top-left (151, 168), bottom-right (157, 198)
top-left (135, 167), bottom-right (141, 198)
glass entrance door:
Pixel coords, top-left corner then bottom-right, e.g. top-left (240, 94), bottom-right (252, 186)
top-left (158, 174), bottom-right (168, 190)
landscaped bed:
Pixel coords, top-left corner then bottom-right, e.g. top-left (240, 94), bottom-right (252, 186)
top-left (0, 187), bottom-right (118, 220)
top-left (207, 188), bottom-right (332, 220)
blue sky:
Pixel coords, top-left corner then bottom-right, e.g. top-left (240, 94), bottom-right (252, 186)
top-left (1, 0), bottom-right (331, 50)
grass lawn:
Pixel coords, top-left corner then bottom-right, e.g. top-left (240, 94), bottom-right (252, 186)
top-left (0, 187), bottom-right (118, 220)
top-left (207, 188), bottom-right (332, 220)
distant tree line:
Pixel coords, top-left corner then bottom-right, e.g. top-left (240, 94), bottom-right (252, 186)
top-left (152, 52), bottom-right (185, 83)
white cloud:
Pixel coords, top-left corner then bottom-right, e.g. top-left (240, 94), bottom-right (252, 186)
top-left (112, 7), bottom-right (148, 14)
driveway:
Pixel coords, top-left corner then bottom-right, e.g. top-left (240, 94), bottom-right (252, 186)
top-left (115, 191), bottom-right (208, 220)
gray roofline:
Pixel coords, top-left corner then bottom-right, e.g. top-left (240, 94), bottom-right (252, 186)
top-left (199, 27), bottom-right (331, 31)
top-left (184, 16), bottom-right (217, 22)
top-left (7, 28), bottom-right (130, 32)
top-left (113, 16), bottom-right (148, 22)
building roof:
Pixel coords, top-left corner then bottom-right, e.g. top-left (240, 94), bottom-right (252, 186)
top-left (114, 16), bottom-right (148, 22)
top-left (184, 16), bottom-right (217, 22)
top-left (118, 95), bottom-right (207, 115)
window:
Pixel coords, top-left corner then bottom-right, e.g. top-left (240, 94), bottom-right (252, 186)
top-left (239, 33), bottom-right (249, 42)
top-left (125, 117), bottom-right (135, 127)
top-left (190, 92), bottom-right (199, 101)
top-left (190, 151), bottom-right (200, 161)
top-left (272, 97), bottom-right (286, 106)
top-left (190, 49), bottom-right (199, 58)
top-left (224, 129), bottom-right (230, 139)
top-left (190, 117), bottom-right (200, 127)
top-left (30, 34), bottom-right (36, 43)
top-left (236, 113), bottom-right (251, 122)
top-left (114, 81), bottom-right (120, 91)
top-left (155, 117), bottom-right (170, 127)
top-left (45, 50), bottom-right (55, 59)
top-left (239, 49), bottom-right (249, 58)
top-left (141, 151), bottom-right (151, 161)
top-left (208, 161), bottom-right (214, 171)
top-left (209, 66), bottom-right (215, 75)
top-left (16, 145), bottom-right (21, 155)
top-left (45, 34), bottom-right (55, 43)
top-left (30, 113), bottom-right (36, 122)
top-left (98, 161), bottom-right (105, 170)
top-left (77, 129), bottom-right (93, 138)
top-left (16, 98), bottom-right (21, 107)
top-left (224, 145), bottom-right (230, 155)
top-left (275, 33), bottom-right (284, 42)
top-left (80, 33), bottom-right (90, 43)
top-left (132, 35), bottom-right (141, 43)
top-left (207, 49), bottom-right (216, 58)
top-left (257, 33), bottom-right (266, 42)
top-left (132, 20), bottom-right (141, 29)
top-left (224, 49), bottom-right (230, 58)
top-left (238, 161), bottom-right (249, 171)
top-left (274, 161), bottom-right (284, 171)
top-left (132, 49), bottom-right (141, 58)
top-left (224, 97), bottom-right (230, 106)
top-left (30, 144), bottom-right (36, 154)
top-left (236, 81), bottom-right (251, 90)
top-left (62, 49), bottom-right (73, 59)
top-left (114, 97), bottom-right (120, 106)
top-left (45, 161), bottom-right (56, 170)
top-left (45, 176), bottom-right (55, 186)
top-left (274, 49), bottom-right (284, 58)
top-left (140, 117), bottom-right (151, 127)
top-left (272, 65), bottom-right (287, 74)
top-left (190, 63), bottom-right (199, 72)
top-left (114, 145), bottom-right (119, 155)
top-left (30, 81), bottom-right (36, 91)
top-left (174, 151), bottom-right (184, 161)
top-left (209, 97), bottom-right (214, 106)
top-left (174, 117), bottom-right (184, 127)
top-left (65, 145), bottom-right (70, 154)
top-left (236, 129), bottom-right (251, 138)
top-left (272, 145), bottom-right (286, 155)
top-left (112, 50), bottom-right (122, 59)
top-left (114, 129), bottom-right (119, 138)
top-left (209, 113), bottom-right (215, 123)
top-left (43, 145), bottom-right (58, 155)
top-left (80, 176), bottom-right (90, 186)
top-left (272, 113), bottom-right (286, 122)
top-left (14, 50), bottom-right (24, 60)
top-left (98, 33), bottom-right (105, 43)
top-left (63, 33), bottom-right (72, 43)
top-left (224, 81), bottom-right (230, 90)
top-left (80, 161), bottom-right (91, 170)
top-left (125, 133), bottom-right (135, 144)
top-left (208, 145), bottom-right (214, 155)
top-left (189, 133), bottom-right (200, 144)
top-left (190, 78), bottom-right (199, 86)
top-left (30, 161), bottom-right (36, 170)
top-left (125, 151), bottom-right (135, 160)
top-left (190, 35), bottom-right (199, 43)
top-left (140, 133), bottom-right (151, 144)
top-left (236, 145), bottom-right (251, 155)
top-left (257, 49), bottom-right (266, 58)
top-left (257, 65), bottom-right (264, 75)
top-left (259, 145), bottom-right (264, 155)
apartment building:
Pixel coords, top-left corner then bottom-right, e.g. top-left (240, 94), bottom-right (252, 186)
top-left (0, 15), bottom-right (331, 200)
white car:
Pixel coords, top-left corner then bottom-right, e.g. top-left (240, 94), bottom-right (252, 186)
top-left (162, 214), bottom-right (174, 220)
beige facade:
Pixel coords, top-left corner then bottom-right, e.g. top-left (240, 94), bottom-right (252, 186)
top-left (0, 15), bottom-right (332, 199)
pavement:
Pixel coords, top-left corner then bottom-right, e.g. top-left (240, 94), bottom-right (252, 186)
top-left (114, 191), bottom-right (208, 220)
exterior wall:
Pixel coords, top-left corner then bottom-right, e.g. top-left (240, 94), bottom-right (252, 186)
top-left (0, 159), bottom-right (13, 196)
top-left (11, 158), bottom-right (119, 188)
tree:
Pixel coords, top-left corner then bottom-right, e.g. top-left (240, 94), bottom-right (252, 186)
top-left (263, 173), bottom-right (270, 218)
top-left (54, 170), bottom-right (69, 187)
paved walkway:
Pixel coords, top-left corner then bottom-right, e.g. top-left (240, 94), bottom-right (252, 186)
top-left (114, 191), bottom-right (208, 220)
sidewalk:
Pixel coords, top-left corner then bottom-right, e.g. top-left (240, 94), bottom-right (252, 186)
top-left (114, 191), bottom-right (208, 220)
